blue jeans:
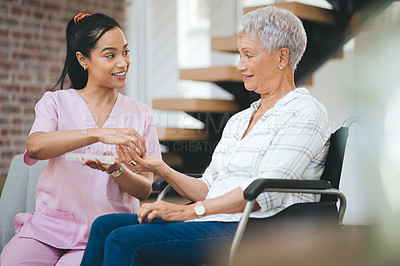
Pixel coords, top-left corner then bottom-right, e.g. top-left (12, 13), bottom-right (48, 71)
top-left (80, 213), bottom-right (238, 266)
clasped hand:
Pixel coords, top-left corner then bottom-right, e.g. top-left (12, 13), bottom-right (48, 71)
top-left (83, 127), bottom-right (147, 173)
top-left (115, 141), bottom-right (163, 174)
top-left (137, 200), bottom-right (194, 223)
top-left (97, 128), bottom-right (146, 157)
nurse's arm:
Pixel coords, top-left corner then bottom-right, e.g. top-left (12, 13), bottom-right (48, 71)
top-left (27, 127), bottom-right (144, 160)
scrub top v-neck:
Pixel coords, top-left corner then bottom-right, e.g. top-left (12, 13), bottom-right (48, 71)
top-left (74, 89), bottom-right (119, 129)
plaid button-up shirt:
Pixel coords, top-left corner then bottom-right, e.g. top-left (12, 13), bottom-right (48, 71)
top-left (193, 88), bottom-right (331, 222)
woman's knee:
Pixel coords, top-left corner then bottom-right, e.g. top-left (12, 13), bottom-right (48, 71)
top-left (90, 214), bottom-right (109, 232)
top-left (104, 225), bottom-right (144, 251)
top-left (90, 213), bottom-right (140, 239)
top-left (103, 228), bottom-right (146, 266)
top-left (88, 214), bottom-right (121, 243)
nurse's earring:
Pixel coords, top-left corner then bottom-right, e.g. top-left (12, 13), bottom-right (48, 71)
top-left (83, 66), bottom-right (87, 71)
top-left (278, 65), bottom-right (283, 70)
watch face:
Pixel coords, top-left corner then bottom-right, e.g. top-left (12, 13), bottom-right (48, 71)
top-left (111, 169), bottom-right (121, 177)
top-left (195, 203), bottom-right (205, 216)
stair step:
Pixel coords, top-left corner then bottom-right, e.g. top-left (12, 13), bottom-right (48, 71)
top-left (212, 35), bottom-right (345, 61)
top-left (302, 76), bottom-right (313, 86)
top-left (161, 152), bottom-right (183, 168)
top-left (152, 98), bottom-right (240, 113)
top-left (157, 127), bottom-right (209, 141)
top-left (243, 2), bottom-right (335, 25)
top-left (180, 66), bottom-right (242, 82)
top-left (211, 36), bottom-right (238, 53)
top-left (333, 49), bottom-right (344, 59)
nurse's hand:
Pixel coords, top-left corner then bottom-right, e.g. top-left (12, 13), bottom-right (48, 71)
top-left (93, 128), bottom-right (146, 158)
top-left (137, 201), bottom-right (196, 223)
top-left (82, 151), bottom-right (120, 175)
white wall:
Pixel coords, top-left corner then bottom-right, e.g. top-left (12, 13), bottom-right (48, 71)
top-left (352, 3), bottom-right (400, 258)
top-left (308, 2), bottom-right (400, 227)
top-left (126, 0), bottom-right (179, 105)
top-left (126, 0), bottom-right (182, 129)
top-left (307, 39), bottom-right (362, 224)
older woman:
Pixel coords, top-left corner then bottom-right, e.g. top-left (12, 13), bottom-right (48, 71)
top-left (80, 6), bottom-right (330, 266)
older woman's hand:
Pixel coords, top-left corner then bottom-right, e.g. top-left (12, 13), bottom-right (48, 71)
top-left (116, 144), bottom-right (163, 173)
top-left (137, 201), bottom-right (196, 223)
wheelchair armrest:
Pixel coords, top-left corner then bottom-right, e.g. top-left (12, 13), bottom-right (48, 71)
top-left (152, 177), bottom-right (168, 192)
top-left (152, 174), bottom-right (203, 192)
top-left (243, 179), bottom-right (332, 201)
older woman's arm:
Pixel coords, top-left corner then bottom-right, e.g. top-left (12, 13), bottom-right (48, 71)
top-left (155, 160), bottom-right (209, 201)
top-left (137, 187), bottom-right (259, 223)
top-left (116, 144), bottom-right (209, 202)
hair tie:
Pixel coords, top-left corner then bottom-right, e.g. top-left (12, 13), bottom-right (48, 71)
top-left (74, 13), bottom-right (91, 24)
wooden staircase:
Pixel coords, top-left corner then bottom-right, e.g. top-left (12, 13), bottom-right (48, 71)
top-left (152, 0), bottom-right (394, 173)
top-left (153, 98), bottom-right (239, 172)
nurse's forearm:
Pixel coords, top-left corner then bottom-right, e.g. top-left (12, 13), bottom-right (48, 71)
top-left (26, 129), bottom-right (100, 160)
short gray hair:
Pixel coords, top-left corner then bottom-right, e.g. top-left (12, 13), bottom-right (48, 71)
top-left (236, 6), bottom-right (307, 70)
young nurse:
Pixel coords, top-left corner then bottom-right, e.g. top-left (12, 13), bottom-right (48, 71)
top-left (0, 13), bottom-right (161, 265)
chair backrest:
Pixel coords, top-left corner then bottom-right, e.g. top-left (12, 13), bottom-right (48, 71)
top-left (0, 154), bottom-right (47, 252)
top-left (319, 127), bottom-right (350, 202)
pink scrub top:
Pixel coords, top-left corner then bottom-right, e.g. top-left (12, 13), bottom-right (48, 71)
top-left (17, 89), bottom-right (161, 249)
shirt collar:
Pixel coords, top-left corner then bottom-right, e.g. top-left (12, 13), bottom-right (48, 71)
top-left (275, 87), bottom-right (309, 107)
top-left (250, 99), bottom-right (261, 112)
top-left (249, 87), bottom-right (309, 113)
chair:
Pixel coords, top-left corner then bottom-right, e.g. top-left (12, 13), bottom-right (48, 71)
top-left (152, 116), bottom-right (357, 266)
top-left (0, 154), bottom-right (47, 252)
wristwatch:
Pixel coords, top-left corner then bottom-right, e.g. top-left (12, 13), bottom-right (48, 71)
top-left (194, 201), bottom-right (206, 218)
top-left (111, 164), bottom-right (123, 177)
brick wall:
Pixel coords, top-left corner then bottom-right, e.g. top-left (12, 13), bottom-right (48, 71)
top-left (0, 0), bottom-right (127, 182)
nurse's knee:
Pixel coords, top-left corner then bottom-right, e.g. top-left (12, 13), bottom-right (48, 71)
top-left (1, 238), bottom-right (21, 265)
top-left (1, 237), bottom-right (59, 265)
